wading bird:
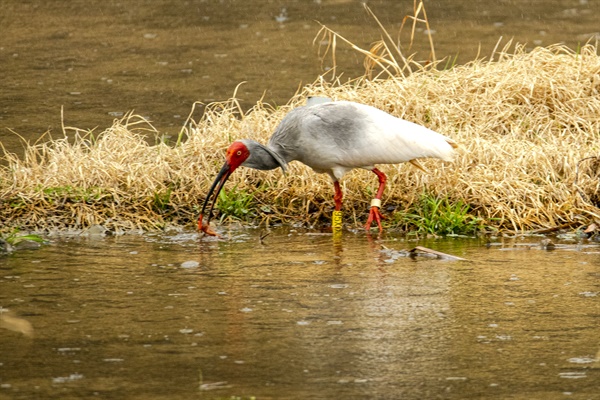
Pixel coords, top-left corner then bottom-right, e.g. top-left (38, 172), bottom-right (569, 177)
top-left (198, 99), bottom-right (457, 236)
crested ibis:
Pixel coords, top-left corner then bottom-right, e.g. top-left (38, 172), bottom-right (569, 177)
top-left (198, 99), bottom-right (457, 236)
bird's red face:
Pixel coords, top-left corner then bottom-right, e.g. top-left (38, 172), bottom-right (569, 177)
top-left (225, 141), bottom-right (250, 171)
top-left (198, 141), bottom-right (250, 236)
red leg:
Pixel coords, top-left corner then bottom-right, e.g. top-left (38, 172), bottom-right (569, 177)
top-left (333, 181), bottom-right (343, 211)
top-left (365, 168), bottom-right (387, 232)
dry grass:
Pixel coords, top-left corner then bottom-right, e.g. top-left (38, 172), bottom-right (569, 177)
top-left (304, 41), bottom-right (600, 232)
top-left (1, 5), bottom-right (599, 233)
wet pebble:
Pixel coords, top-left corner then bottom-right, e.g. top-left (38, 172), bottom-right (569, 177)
top-left (181, 260), bottom-right (199, 269)
top-left (329, 284), bottom-right (349, 289)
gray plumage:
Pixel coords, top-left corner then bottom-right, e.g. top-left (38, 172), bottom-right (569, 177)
top-left (242, 100), bottom-right (456, 181)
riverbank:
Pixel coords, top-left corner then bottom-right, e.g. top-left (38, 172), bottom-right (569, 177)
top-left (1, 43), bottom-right (599, 234)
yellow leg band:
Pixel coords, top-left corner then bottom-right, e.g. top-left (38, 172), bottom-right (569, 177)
top-left (371, 198), bottom-right (382, 208)
top-left (332, 210), bottom-right (343, 232)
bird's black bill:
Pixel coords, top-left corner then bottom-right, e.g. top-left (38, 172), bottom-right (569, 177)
top-left (199, 162), bottom-right (231, 227)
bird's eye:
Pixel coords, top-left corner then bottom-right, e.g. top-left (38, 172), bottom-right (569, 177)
top-left (236, 151), bottom-right (242, 156)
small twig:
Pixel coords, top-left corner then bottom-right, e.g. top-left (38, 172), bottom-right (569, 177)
top-left (363, 3), bottom-right (405, 74)
top-left (408, 246), bottom-right (466, 261)
top-left (574, 156), bottom-right (600, 203)
top-left (259, 231), bottom-right (271, 245)
top-left (527, 221), bottom-right (582, 235)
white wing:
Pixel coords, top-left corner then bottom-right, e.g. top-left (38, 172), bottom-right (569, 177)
top-left (342, 102), bottom-right (456, 167)
top-left (269, 101), bottom-right (456, 180)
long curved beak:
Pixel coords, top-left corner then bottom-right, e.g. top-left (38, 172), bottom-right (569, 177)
top-left (198, 162), bottom-right (231, 235)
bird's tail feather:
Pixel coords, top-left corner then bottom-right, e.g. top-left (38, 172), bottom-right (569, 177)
top-left (409, 159), bottom-right (428, 173)
top-left (446, 139), bottom-right (459, 149)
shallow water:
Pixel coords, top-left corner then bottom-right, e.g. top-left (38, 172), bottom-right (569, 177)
top-left (1, 229), bottom-right (599, 399)
top-left (1, 0), bottom-right (599, 156)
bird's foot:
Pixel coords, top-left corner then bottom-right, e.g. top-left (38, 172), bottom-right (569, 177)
top-left (200, 224), bottom-right (221, 237)
top-left (365, 206), bottom-right (384, 233)
top-left (198, 215), bottom-right (221, 238)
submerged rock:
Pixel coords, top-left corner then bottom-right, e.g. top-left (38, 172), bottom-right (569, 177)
top-left (540, 238), bottom-right (556, 250)
top-left (0, 238), bottom-right (14, 254)
top-left (13, 239), bottom-right (41, 250)
top-left (82, 225), bottom-right (108, 236)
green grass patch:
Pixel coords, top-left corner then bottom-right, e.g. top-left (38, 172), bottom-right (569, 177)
top-left (152, 188), bottom-right (172, 212)
top-left (396, 192), bottom-right (484, 236)
top-left (217, 186), bottom-right (255, 221)
top-left (1, 229), bottom-right (46, 246)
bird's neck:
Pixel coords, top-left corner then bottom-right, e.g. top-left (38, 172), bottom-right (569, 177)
top-left (240, 139), bottom-right (288, 172)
